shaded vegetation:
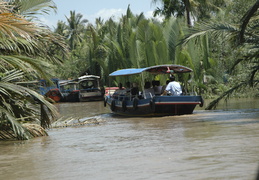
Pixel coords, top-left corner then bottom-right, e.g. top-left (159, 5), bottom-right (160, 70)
top-left (52, 0), bottom-right (258, 106)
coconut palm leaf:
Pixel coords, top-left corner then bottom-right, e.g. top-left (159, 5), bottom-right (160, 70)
top-left (0, 3), bottom-right (68, 64)
top-left (0, 55), bottom-right (52, 81)
top-left (181, 21), bottom-right (240, 46)
top-left (1, 70), bottom-right (57, 116)
top-left (0, 70), bottom-right (58, 139)
top-left (180, 1), bottom-right (259, 109)
top-left (0, 12), bottom-right (36, 40)
top-left (31, 29), bottom-right (69, 62)
top-left (0, 107), bottom-right (32, 140)
top-left (0, 37), bottom-right (37, 54)
top-left (10, 0), bottom-right (57, 17)
top-left (0, 0), bottom-right (66, 140)
top-left (239, 0), bottom-right (259, 43)
top-left (163, 17), bottom-right (181, 62)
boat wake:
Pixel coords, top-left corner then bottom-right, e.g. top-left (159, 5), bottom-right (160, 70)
top-left (51, 114), bottom-right (109, 128)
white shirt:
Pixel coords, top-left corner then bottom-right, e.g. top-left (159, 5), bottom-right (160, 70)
top-left (165, 81), bottom-right (182, 96)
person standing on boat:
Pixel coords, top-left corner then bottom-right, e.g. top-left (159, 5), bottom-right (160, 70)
top-left (161, 75), bottom-right (182, 96)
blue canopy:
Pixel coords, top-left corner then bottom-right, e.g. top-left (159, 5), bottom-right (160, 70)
top-left (109, 65), bottom-right (193, 77)
top-left (109, 68), bottom-right (147, 76)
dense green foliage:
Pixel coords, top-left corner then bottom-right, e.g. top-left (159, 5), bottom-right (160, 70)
top-left (53, 1), bottom-right (258, 102)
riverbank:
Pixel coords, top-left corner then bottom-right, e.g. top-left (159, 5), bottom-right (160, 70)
top-left (202, 85), bottom-right (259, 99)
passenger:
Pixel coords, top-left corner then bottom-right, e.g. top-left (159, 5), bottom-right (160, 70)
top-left (118, 83), bottom-right (124, 90)
top-left (113, 83), bottom-right (125, 98)
top-left (161, 75), bottom-right (182, 96)
top-left (152, 80), bottom-right (156, 88)
top-left (144, 81), bottom-right (155, 98)
top-left (125, 81), bottom-right (131, 93)
top-left (131, 82), bottom-right (139, 98)
top-left (152, 80), bottom-right (162, 95)
top-left (116, 83), bottom-right (125, 92)
top-left (161, 80), bottom-right (170, 93)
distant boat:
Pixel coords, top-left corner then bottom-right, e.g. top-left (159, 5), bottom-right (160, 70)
top-left (77, 75), bottom-right (104, 102)
top-left (105, 64), bottom-right (204, 116)
top-left (16, 78), bottom-right (63, 102)
top-left (39, 78), bottom-right (60, 96)
top-left (43, 75), bottom-right (104, 102)
top-left (59, 79), bottom-right (79, 102)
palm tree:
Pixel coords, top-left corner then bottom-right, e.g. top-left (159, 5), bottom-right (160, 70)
top-left (0, 1), bottom-right (68, 140)
top-left (55, 20), bottom-right (68, 37)
top-left (152, 0), bottom-right (228, 26)
top-left (153, 0), bottom-right (197, 26)
top-left (181, 1), bottom-right (259, 109)
top-left (65, 10), bottom-right (88, 50)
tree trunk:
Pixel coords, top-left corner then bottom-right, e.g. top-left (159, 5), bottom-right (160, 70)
top-left (183, 0), bottom-right (192, 27)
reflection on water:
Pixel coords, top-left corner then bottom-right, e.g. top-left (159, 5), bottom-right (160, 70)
top-left (0, 98), bottom-right (259, 180)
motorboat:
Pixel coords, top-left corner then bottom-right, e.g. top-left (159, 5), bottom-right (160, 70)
top-left (59, 80), bottom-right (79, 102)
top-left (78, 75), bottom-right (104, 102)
top-left (43, 75), bottom-right (104, 102)
top-left (104, 64), bottom-right (204, 116)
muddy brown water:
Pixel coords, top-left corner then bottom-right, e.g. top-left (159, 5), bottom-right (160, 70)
top-left (0, 98), bottom-right (259, 180)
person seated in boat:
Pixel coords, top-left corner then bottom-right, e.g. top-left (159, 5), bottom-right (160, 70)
top-left (113, 81), bottom-right (132, 100)
top-left (152, 80), bottom-right (163, 95)
top-left (161, 80), bottom-right (170, 93)
top-left (161, 75), bottom-right (182, 96)
top-left (114, 82), bottom-right (124, 91)
top-left (130, 82), bottom-right (139, 98)
top-left (143, 81), bottom-right (155, 98)
top-left (112, 83), bottom-right (125, 99)
top-left (125, 82), bottom-right (131, 93)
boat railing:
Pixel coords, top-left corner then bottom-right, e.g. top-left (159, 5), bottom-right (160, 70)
top-left (143, 92), bottom-right (154, 99)
top-left (113, 93), bottom-right (138, 101)
top-left (113, 92), bottom-right (155, 101)
top-left (112, 91), bottom-right (199, 100)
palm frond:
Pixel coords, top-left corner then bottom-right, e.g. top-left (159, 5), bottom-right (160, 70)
top-left (0, 107), bottom-right (32, 140)
top-left (0, 55), bottom-right (51, 80)
top-left (181, 22), bottom-right (240, 45)
top-left (239, 1), bottom-right (259, 43)
top-left (0, 70), bottom-right (58, 131)
top-left (12, 0), bottom-right (57, 17)
top-left (0, 12), bottom-right (36, 40)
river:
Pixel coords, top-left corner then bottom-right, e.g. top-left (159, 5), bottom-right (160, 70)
top-left (0, 98), bottom-right (259, 180)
